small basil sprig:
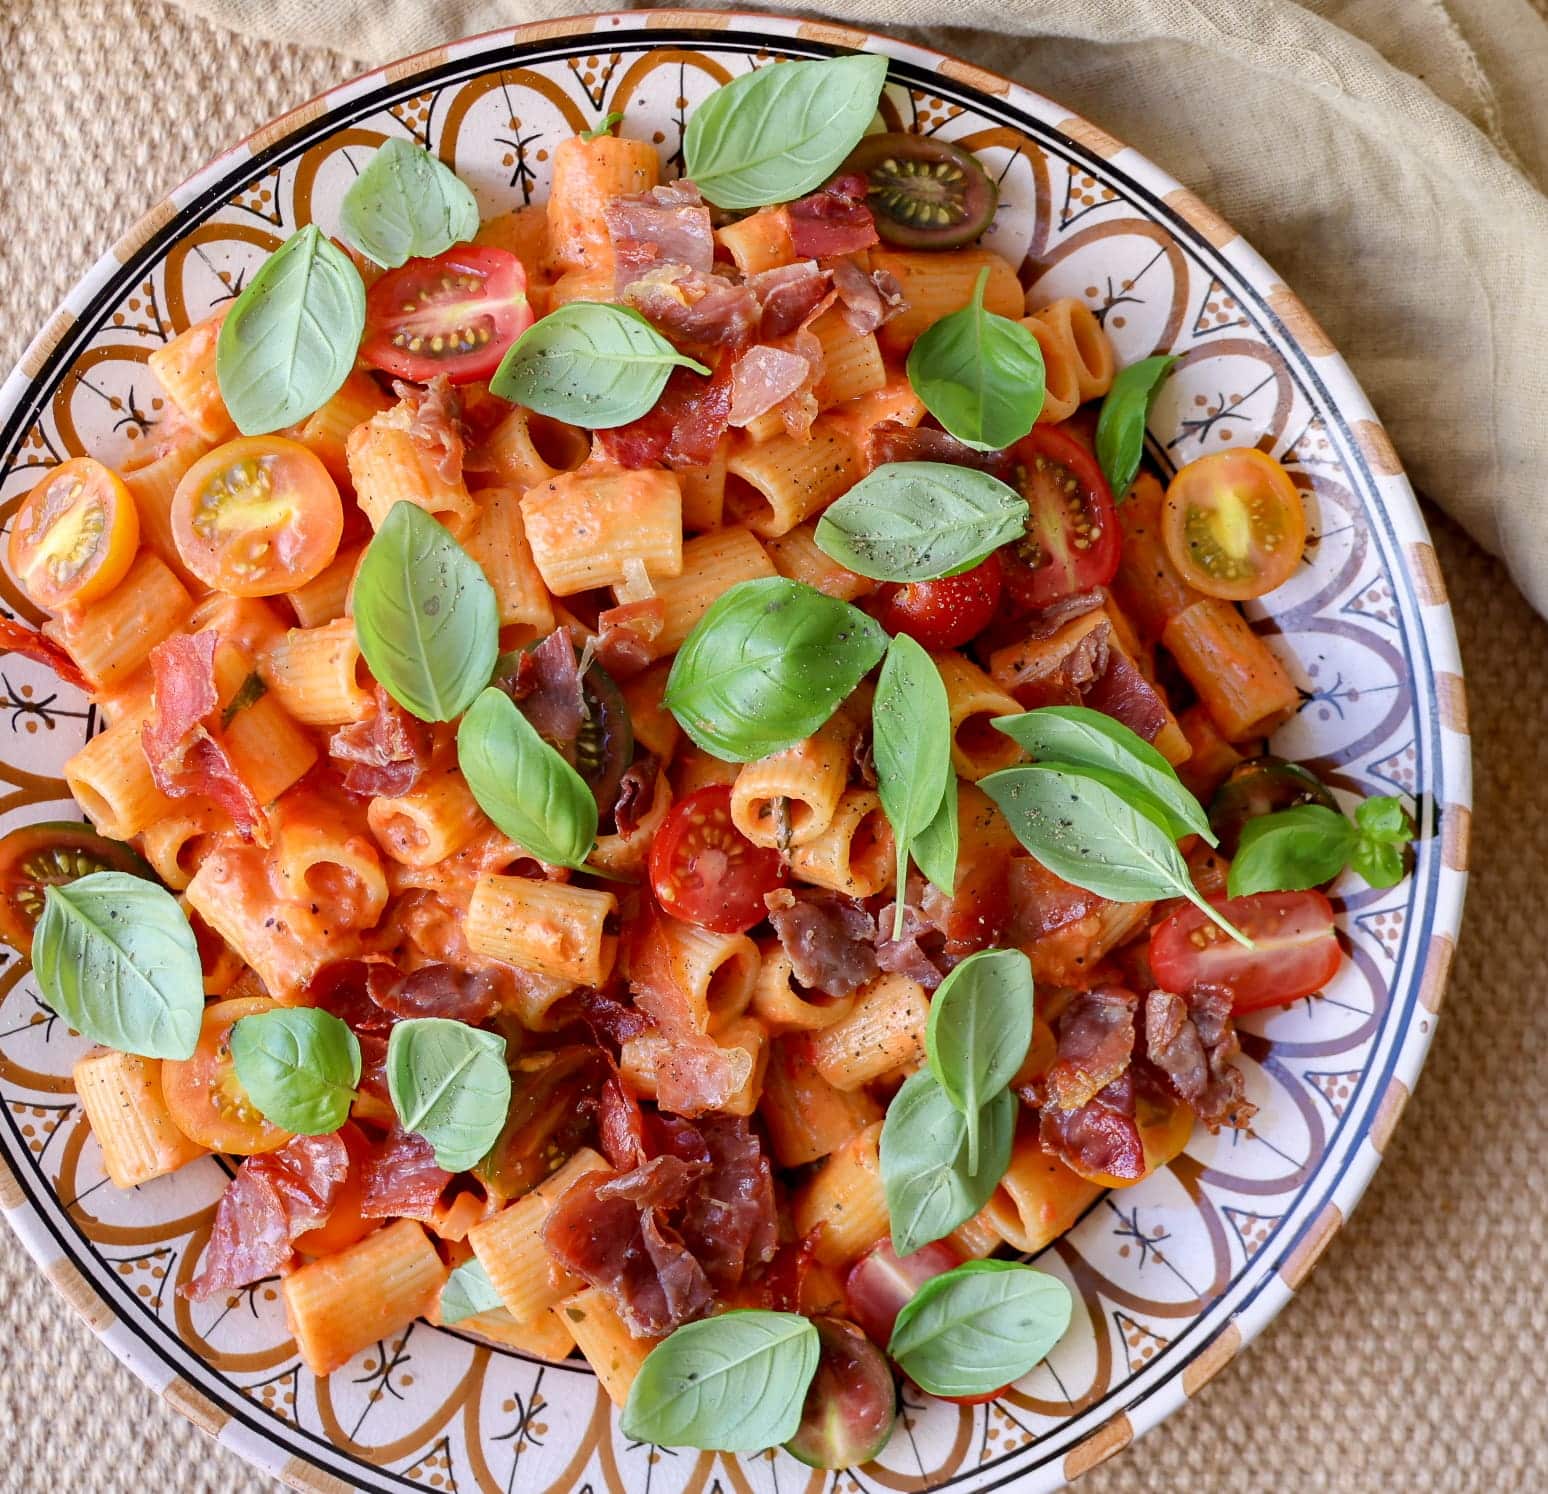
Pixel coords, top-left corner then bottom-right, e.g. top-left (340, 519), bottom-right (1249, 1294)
top-left (873, 634), bottom-right (953, 937)
top-left (881, 1070), bottom-right (1014, 1258)
top-left (32, 872), bottom-right (202, 1060)
top-left (622, 1310), bottom-right (820, 1450)
top-left (441, 1257), bottom-right (504, 1325)
top-left (814, 463), bottom-right (1028, 583)
top-left (1228, 796), bottom-right (1413, 897)
top-left (981, 764), bottom-right (1251, 946)
top-left (216, 225), bottom-right (365, 435)
top-left (457, 686), bottom-right (597, 869)
top-left (230, 1008), bottom-right (360, 1135)
top-left (927, 949), bottom-right (1033, 1172)
top-left (1095, 354), bottom-right (1175, 500)
top-left (907, 268), bottom-right (1046, 450)
top-left (664, 577), bottom-right (887, 761)
top-left (339, 138), bottom-right (481, 269)
top-left (353, 501), bottom-right (499, 722)
top-left (386, 1018), bottom-right (511, 1171)
top-left (490, 303), bottom-right (708, 428)
top-left (993, 705), bottom-right (1214, 844)
top-left (888, 1261), bottom-right (1073, 1399)
top-left (683, 54), bottom-right (889, 210)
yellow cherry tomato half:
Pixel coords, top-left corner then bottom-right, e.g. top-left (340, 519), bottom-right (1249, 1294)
top-left (172, 435), bottom-right (342, 597)
top-left (1161, 448), bottom-right (1307, 601)
top-left (161, 996), bottom-right (293, 1155)
top-left (7, 457), bottom-right (139, 612)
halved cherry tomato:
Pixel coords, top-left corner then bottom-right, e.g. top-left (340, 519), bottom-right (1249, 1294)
top-left (161, 996), bottom-right (293, 1155)
top-left (293, 1121), bottom-right (375, 1256)
top-left (784, 1315), bottom-right (898, 1469)
top-left (0, 822), bottom-right (154, 955)
top-left (474, 1046), bottom-right (604, 1204)
top-left (1001, 426), bottom-right (1121, 611)
top-left (1208, 756), bottom-right (1337, 857)
top-left (841, 134), bottom-right (998, 249)
top-left (844, 1238), bottom-right (961, 1351)
top-left (872, 552), bottom-right (1002, 650)
top-left (361, 247), bottom-right (533, 385)
top-left (171, 435), bottom-right (343, 597)
top-left (1149, 889), bottom-right (1340, 1013)
top-left (648, 784), bottom-right (787, 934)
top-left (845, 1239), bottom-right (1013, 1404)
top-left (1161, 448), bottom-right (1307, 600)
top-left (8, 457), bottom-right (139, 612)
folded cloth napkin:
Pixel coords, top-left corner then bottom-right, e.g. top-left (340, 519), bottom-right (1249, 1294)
top-left (167, 0), bottom-right (1548, 614)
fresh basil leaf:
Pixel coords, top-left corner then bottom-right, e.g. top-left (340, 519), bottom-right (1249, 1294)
top-left (229, 1007), bottom-right (361, 1135)
top-left (458, 686), bottom-right (597, 869)
top-left (1227, 803), bottom-right (1356, 897)
top-left (386, 1017), bottom-right (511, 1171)
top-left (888, 1260), bottom-right (1073, 1399)
top-left (1350, 835), bottom-right (1406, 889)
top-left (664, 577), bottom-right (887, 761)
top-left (874, 634), bottom-right (953, 938)
top-left (926, 949), bottom-right (1033, 1171)
top-left (683, 54), bottom-right (889, 211)
top-left (32, 872), bottom-right (202, 1060)
top-left (216, 225), bottom-right (365, 435)
top-left (1095, 354), bottom-right (1175, 500)
top-left (622, 1310), bottom-right (820, 1450)
top-left (814, 463), bottom-right (1028, 583)
top-left (993, 705), bottom-right (1214, 844)
top-left (912, 770), bottom-right (959, 898)
top-left (338, 138), bottom-right (481, 270)
top-left (489, 303), bottom-right (708, 428)
top-left (581, 111), bottom-right (625, 142)
top-left (906, 269), bottom-right (1045, 451)
top-left (353, 501), bottom-right (499, 722)
top-left (981, 763), bottom-right (1251, 945)
top-left (1355, 795), bottom-right (1413, 843)
top-left (881, 1070), bottom-right (1014, 1257)
top-left (441, 1257), bottom-right (504, 1325)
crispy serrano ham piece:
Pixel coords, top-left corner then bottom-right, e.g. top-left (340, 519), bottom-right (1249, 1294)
top-left (786, 174), bottom-right (879, 258)
top-left (329, 685), bottom-right (433, 798)
top-left (360, 1127), bottom-right (453, 1222)
top-left (1039, 1068), bottom-right (1146, 1182)
top-left (597, 353), bottom-right (734, 470)
top-left (185, 1133), bottom-right (349, 1300)
top-left (604, 180), bottom-right (715, 292)
top-left (831, 259), bottom-right (905, 335)
top-left (143, 630), bottom-right (264, 838)
top-left (1043, 985), bottom-right (1140, 1112)
top-left (769, 893), bottom-right (879, 999)
top-left (0, 614), bottom-right (89, 689)
top-left (1144, 987), bottom-right (1257, 1130)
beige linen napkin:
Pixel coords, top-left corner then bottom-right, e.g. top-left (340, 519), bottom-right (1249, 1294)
top-left (163, 0), bottom-right (1548, 615)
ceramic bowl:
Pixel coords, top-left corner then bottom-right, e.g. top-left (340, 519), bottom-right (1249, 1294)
top-left (0, 12), bottom-right (1469, 1491)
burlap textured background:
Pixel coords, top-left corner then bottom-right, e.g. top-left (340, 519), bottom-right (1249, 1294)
top-left (0, 2), bottom-right (1542, 1490)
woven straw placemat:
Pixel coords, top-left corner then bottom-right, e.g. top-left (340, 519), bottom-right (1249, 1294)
top-left (0, 3), bottom-right (1540, 1490)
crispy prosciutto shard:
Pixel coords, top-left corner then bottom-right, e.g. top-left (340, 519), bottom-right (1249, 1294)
top-left (143, 630), bottom-right (265, 838)
top-left (360, 1127), bottom-right (452, 1222)
top-left (329, 684), bottom-right (433, 799)
top-left (1143, 987), bottom-right (1257, 1131)
top-left (786, 174), bottom-right (879, 259)
top-left (543, 1110), bottom-right (776, 1335)
top-left (768, 892), bottom-right (879, 999)
top-left (184, 1132), bottom-right (349, 1300)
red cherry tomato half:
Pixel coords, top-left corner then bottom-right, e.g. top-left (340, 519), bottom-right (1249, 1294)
top-left (845, 1239), bottom-right (1012, 1404)
top-left (361, 247), bottom-right (533, 385)
top-left (872, 552), bottom-right (1002, 650)
top-left (648, 784), bottom-right (787, 934)
top-left (1001, 425), bottom-right (1121, 611)
top-left (1149, 889), bottom-right (1341, 1013)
